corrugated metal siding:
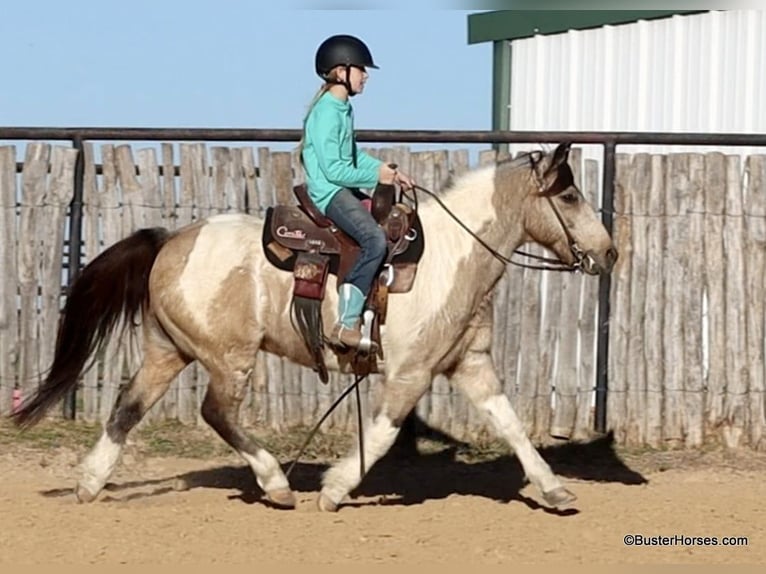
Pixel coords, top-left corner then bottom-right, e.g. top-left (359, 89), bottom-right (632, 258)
top-left (507, 10), bottom-right (766, 160)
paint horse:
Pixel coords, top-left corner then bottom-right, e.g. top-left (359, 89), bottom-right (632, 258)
top-left (12, 142), bottom-right (617, 511)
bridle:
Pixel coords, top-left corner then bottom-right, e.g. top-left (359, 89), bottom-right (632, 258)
top-left (407, 153), bottom-right (590, 273)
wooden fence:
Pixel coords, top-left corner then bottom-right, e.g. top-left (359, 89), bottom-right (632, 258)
top-left (608, 152), bottom-right (766, 449)
top-left (0, 142), bottom-right (764, 449)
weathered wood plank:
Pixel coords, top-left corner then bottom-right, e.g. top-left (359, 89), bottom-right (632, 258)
top-left (662, 154), bottom-right (691, 446)
top-left (161, 143), bottom-right (177, 228)
top-left (625, 153), bottom-right (650, 446)
top-left (272, 152), bottom-right (294, 208)
top-left (702, 153), bottom-right (726, 439)
top-left (721, 155), bottom-right (748, 448)
top-left (211, 147), bottom-right (231, 215)
top-left (0, 146), bottom-right (18, 415)
top-left (241, 147), bottom-right (261, 217)
top-left (644, 155), bottom-right (667, 447)
top-left (257, 148), bottom-right (276, 209)
top-left (744, 155), bottom-right (766, 449)
top-left (606, 154), bottom-right (632, 443)
top-left (17, 143), bottom-right (50, 411)
top-left (550, 275), bottom-right (579, 439)
top-left (682, 154), bottom-right (706, 447)
top-left (228, 147), bottom-right (246, 213)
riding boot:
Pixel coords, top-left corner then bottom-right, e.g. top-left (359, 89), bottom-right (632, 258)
top-left (330, 283), bottom-right (367, 350)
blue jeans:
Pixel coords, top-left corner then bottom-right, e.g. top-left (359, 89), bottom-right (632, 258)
top-left (325, 188), bottom-right (387, 296)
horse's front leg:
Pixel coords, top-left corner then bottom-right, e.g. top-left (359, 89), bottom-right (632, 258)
top-left (318, 370), bottom-right (430, 512)
top-left (449, 349), bottom-right (576, 508)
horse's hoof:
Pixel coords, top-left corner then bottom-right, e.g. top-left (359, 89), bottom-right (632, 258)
top-left (265, 488), bottom-right (296, 510)
top-left (75, 484), bottom-right (98, 503)
top-left (316, 493), bottom-right (339, 512)
top-left (543, 486), bottom-right (577, 508)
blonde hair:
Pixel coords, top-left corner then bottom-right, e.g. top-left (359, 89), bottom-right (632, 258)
top-left (297, 70), bottom-right (340, 164)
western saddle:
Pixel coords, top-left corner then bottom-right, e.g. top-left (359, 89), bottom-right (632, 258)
top-left (262, 182), bottom-right (423, 382)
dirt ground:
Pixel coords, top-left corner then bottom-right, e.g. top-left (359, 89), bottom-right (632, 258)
top-left (0, 420), bottom-right (764, 565)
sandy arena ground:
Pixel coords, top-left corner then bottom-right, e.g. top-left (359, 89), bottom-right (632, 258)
top-left (0, 426), bottom-right (764, 565)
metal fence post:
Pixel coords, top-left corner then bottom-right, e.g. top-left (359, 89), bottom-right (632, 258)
top-left (62, 135), bottom-right (85, 420)
top-left (594, 141), bottom-right (616, 435)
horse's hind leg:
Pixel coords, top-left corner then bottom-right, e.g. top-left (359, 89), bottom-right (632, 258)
top-left (77, 338), bottom-right (190, 502)
top-left (449, 349), bottom-right (576, 508)
top-left (200, 368), bottom-right (295, 509)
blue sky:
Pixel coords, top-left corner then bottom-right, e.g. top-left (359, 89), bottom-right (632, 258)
top-left (0, 3), bottom-right (492, 155)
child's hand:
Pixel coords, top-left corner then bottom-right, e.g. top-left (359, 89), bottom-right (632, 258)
top-left (379, 163), bottom-right (415, 189)
top-left (394, 171), bottom-right (415, 190)
top-left (378, 163), bottom-right (397, 185)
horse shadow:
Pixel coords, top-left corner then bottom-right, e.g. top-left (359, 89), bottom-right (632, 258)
top-left (44, 421), bottom-right (646, 513)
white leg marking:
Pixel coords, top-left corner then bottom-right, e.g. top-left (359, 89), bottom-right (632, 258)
top-left (240, 449), bottom-right (289, 493)
top-left (321, 414), bottom-right (399, 505)
top-left (79, 432), bottom-right (123, 496)
top-left (480, 394), bottom-right (562, 493)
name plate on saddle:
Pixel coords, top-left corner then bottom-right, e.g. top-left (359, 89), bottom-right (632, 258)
top-left (270, 206), bottom-right (344, 255)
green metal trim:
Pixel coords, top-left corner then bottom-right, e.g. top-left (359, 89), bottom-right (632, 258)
top-left (468, 10), bottom-right (708, 44)
top-left (492, 40), bottom-right (512, 153)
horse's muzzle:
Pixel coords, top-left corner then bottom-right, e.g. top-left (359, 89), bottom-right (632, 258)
top-left (582, 247), bottom-right (618, 275)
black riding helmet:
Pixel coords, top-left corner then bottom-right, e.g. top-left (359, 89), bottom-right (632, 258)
top-left (315, 34), bottom-right (378, 95)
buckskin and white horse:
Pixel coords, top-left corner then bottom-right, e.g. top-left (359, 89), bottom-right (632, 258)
top-left (12, 142), bottom-right (617, 511)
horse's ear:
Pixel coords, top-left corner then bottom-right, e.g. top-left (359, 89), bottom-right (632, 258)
top-left (538, 142), bottom-right (572, 186)
top-left (536, 142), bottom-right (572, 189)
top-left (551, 142), bottom-right (571, 170)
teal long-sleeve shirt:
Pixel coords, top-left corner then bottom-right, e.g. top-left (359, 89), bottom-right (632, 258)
top-left (301, 91), bottom-right (382, 214)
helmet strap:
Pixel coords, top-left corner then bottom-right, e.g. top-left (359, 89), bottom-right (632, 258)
top-left (343, 65), bottom-right (356, 96)
top-left (325, 65), bottom-right (357, 97)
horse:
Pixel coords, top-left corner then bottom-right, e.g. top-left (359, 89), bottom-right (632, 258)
top-left (11, 141), bottom-right (617, 511)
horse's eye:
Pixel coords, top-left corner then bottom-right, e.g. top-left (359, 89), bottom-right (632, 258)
top-left (559, 192), bottom-right (579, 204)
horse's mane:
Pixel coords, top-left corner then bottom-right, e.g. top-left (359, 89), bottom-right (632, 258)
top-left (404, 146), bottom-right (573, 214)
top-left (423, 149), bottom-right (543, 203)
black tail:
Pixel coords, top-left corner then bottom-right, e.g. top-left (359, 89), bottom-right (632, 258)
top-left (10, 227), bottom-right (171, 429)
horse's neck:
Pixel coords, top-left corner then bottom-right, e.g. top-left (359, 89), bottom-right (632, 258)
top-left (418, 165), bottom-right (526, 296)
